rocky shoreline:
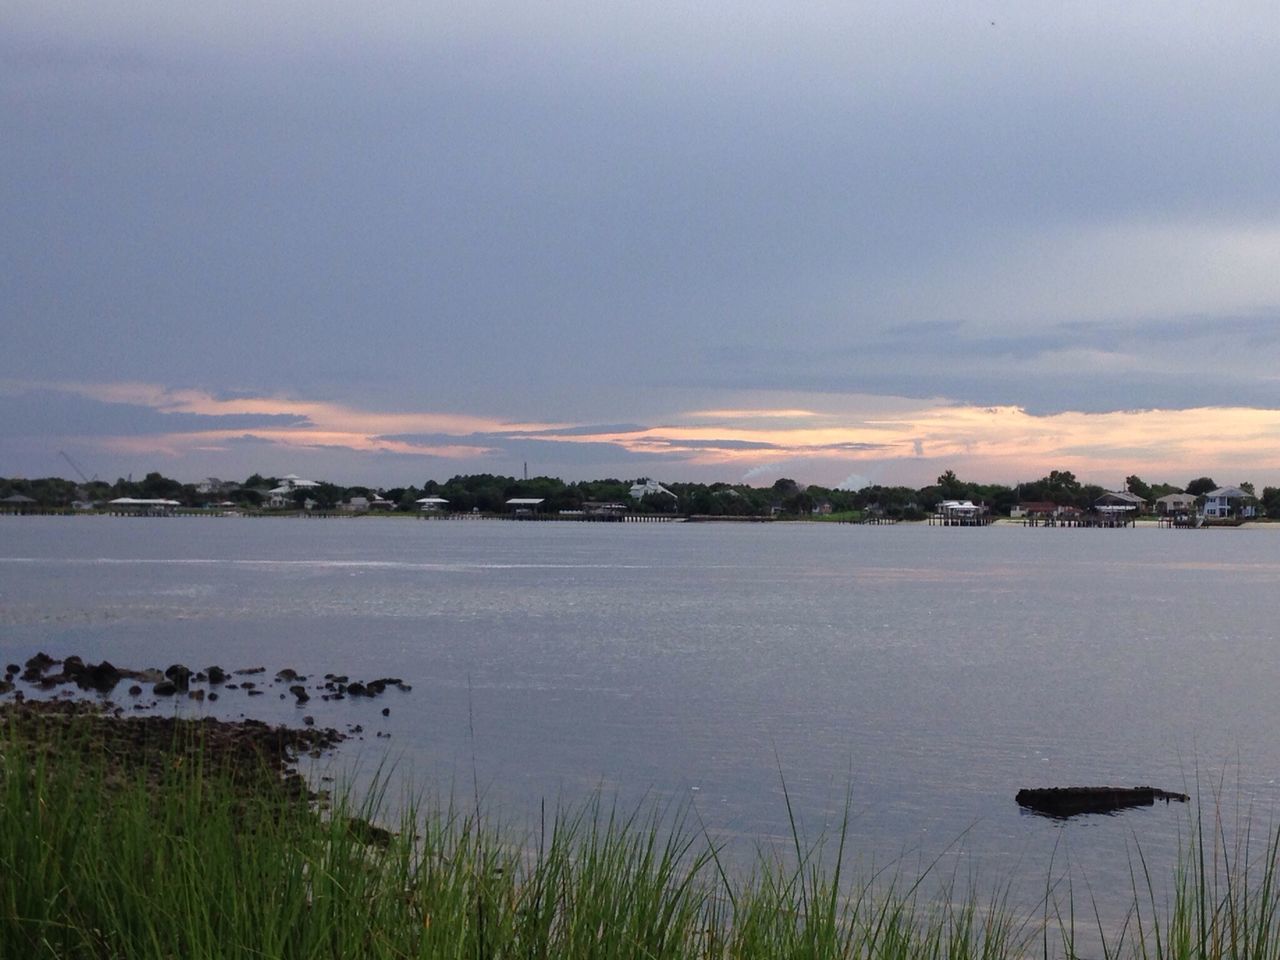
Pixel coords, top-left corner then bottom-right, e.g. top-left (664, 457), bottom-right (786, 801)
top-left (0, 697), bottom-right (344, 802)
top-left (0, 651), bottom-right (413, 820)
top-left (4, 651), bottom-right (409, 707)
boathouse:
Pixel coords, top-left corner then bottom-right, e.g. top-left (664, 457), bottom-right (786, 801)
top-left (506, 497), bottom-right (545, 518)
top-left (582, 501), bottom-right (627, 520)
top-left (107, 497), bottom-right (181, 516)
top-left (1095, 491), bottom-right (1146, 514)
top-left (932, 500), bottom-right (990, 525)
top-left (415, 496), bottom-right (449, 513)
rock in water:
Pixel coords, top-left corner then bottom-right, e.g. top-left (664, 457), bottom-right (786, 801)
top-left (1016, 786), bottom-right (1190, 818)
top-left (164, 664), bottom-right (192, 692)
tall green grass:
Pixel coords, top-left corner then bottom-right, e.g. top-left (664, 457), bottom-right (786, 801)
top-left (3, 718), bottom-right (1280, 959)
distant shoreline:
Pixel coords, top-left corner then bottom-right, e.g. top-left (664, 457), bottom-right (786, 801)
top-left (2, 510), bottom-right (1276, 529)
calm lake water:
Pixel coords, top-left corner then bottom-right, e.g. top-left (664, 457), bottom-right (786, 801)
top-left (3, 516), bottom-right (1279, 918)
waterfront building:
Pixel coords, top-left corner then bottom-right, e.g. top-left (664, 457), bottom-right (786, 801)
top-left (1154, 493), bottom-right (1197, 515)
top-left (1202, 486), bottom-right (1256, 519)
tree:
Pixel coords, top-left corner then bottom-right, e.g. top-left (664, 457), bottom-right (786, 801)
top-left (1185, 477), bottom-right (1217, 497)
top-left (1125, 475), bottom-right (1152, 500)
top-left (140, 472), bottom-right (183, 500)
top-left (1240, 481), bottom-right (1256, 496)
top-left (936, 470), bottom-right (965, 498)
top-left (640, 492), bottom-right (677, 513)
top-left (1262, 487), bottom-right (1280, 519)
top-left (1046, 470), bottom-right (1080, 492)
top-left (785, 490), bottom-right (815, 515)
top-left (1080, 484), bottom-right (1106, 509)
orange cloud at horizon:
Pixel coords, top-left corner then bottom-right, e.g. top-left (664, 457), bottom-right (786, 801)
top-left (25, 379), bottom-right (1280, 484)
top-left (516, 403), bottom-right (1280, 483)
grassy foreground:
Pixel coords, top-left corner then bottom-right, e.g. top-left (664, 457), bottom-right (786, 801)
top-left (2, 707), bottom-right (1279, 959)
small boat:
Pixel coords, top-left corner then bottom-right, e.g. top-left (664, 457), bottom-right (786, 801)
top-left (1016, 786), bottom-right (1189, 818)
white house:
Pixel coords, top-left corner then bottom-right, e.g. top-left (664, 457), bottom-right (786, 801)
top-left (265, 474), bottom-right (320, 509)
top-left (416, 496), bottom-right (449, 513)
top-left (629, 479), bottom-right (677, 501)
top-left (1202, 486), bottom-right (1255, 519)
top-left (195, 477), bottom-right (240, 496)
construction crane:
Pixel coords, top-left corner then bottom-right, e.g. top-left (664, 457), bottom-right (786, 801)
top-left (58, 450), bottom-right (97, 484)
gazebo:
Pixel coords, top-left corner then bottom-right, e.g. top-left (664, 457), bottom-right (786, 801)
top-left (506, 497), bottom-right (544, 519)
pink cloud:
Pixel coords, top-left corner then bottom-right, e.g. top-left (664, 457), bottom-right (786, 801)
top-left (20, 379), bottom-right (1280, 484)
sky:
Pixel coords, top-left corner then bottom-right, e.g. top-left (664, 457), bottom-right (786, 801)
top-left (4, 1), bottom-right (1279, 490)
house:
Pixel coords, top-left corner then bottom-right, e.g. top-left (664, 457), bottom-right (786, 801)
top-left (1011, 500), bottom-right (1058, 519)
top-left (342, 496), bottom-right (371, 512)
top-left (195, 478), bottom-right (238, 496)
top-left (277, 474), bottom-right (319, 489)
top-left (416, 496), bottom-right (449, 513)
top-left (0, 493), bottom-right (37, 513)
top-left (265, 474), bottom-right (320, 509)
top-left (811, 500), bottom-right (833, 516)
top-left (1154, 493), bottom-right (1197, 516)
top-left (1202, 486), bottom-right (1256, 520)
top-left (629, 479), bottom-right (677, 502)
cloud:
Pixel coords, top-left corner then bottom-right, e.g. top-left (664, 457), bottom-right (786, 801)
top-left (0, 385), bottom-right (309, 437)
top-left (741, 462), bottom-right (795, 483)
top-left (8, 379), bottom-right (1280, 487)
top-left (837, 473), bottom-right (872, 491)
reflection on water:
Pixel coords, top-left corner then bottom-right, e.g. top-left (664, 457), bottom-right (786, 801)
top-left (1, 517), bottom-right (1278, 929)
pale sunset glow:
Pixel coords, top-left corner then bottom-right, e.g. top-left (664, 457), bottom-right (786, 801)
top-left (9, 377), bottom-right (1279, 489)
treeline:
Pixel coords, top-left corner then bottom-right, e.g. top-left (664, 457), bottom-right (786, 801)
top-left (3, 469), bottom-right (1278, 519)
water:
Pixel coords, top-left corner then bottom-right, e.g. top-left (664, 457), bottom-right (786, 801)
top-left (3, 516), bottom-right (1279, 920)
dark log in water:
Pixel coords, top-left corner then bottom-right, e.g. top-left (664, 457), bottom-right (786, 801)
top-left (1016, 786), bottom-right (1190, 818)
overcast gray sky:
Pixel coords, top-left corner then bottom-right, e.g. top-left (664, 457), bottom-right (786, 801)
top-left (4, 2), bottom-right (1279, 489)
